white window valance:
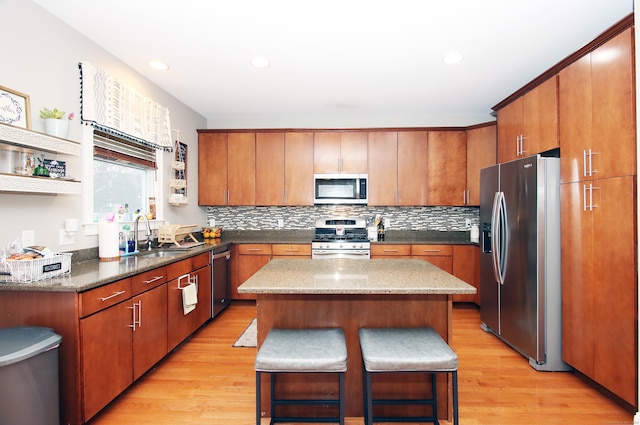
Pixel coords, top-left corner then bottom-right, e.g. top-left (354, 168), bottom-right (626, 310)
top-left (79, 61), bottom-right (173, 151)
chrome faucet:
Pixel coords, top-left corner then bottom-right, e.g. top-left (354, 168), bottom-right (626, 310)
top-left (134, 214), bottom-right (153, 251)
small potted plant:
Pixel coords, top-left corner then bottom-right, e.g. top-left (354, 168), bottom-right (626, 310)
top-left (40, 107), bottom-right (74, 138)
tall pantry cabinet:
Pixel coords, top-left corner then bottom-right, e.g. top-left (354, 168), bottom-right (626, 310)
top-left (559, 27), bottom-right (637, 406)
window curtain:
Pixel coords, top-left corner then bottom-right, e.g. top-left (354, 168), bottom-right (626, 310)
top-left (79, 61), bottom-right (173, 152)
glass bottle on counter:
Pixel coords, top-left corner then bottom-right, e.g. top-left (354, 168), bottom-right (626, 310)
top-left (377, 221), bottom-right (385, 241)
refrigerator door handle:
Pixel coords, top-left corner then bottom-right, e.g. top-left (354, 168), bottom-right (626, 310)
top-left (497, 192), bottom-right (508, 284)
top-left (491, 191), bottom-right (508, 285)
top-left (490, 192), bottom-right (502, 285)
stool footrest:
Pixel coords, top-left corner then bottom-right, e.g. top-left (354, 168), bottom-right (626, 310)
top-left (372, 398), bottom-right (436, 406)
top-left (273, 398), bottom-right (341, 406)
top-left (371, 416), bottom-right (439, 423)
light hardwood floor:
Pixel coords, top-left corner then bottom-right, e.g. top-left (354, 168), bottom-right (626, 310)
top-left (90, 302), bottom-right (635, 425)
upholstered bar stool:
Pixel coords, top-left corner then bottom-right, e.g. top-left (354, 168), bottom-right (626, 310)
top-left (359, 327), bottom-right (459, 425)
top-left (254, 328), bottom-right (347, 425)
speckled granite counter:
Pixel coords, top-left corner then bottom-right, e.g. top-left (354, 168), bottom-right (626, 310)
top-left (0, 242), bottom-right (228, 292)
top-left (238, 258), bottom-right (475, 295)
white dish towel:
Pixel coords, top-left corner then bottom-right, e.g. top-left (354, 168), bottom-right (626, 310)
top-left (182, 283), bottom-right (198, 315)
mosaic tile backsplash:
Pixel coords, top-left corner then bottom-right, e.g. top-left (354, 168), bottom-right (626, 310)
top-left (206, 206), bottom-right (479, 231)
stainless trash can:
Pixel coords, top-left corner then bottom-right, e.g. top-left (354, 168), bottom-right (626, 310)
top-left (0, 327), bottom-right (62, 425)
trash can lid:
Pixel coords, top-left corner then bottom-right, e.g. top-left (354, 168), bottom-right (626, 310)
top-left (0, 327), bottom-right (62, 367)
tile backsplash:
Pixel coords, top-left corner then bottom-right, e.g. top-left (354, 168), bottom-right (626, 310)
top-left (206, 206), bottom-right (479, 231)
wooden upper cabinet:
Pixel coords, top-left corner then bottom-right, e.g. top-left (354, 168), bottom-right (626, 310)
top-left (256, 132), bottom-right (285, 205)
top-left (198, 132), bottom-right (255, 206)
top-left (198, 133), bottom-right (228, 206)
top-left (368, 131), bottom-right (398, 206)
top-left (427, 130), bottom-right (467, 206)
top-left (466, 124), bottom-right (497, 206)
top-left (560, 28), bottom-right (635, 183)
top-left (497, 77), bottom-right (558, 163)
top-left (397, 131), bottom-right (428, 205)
top-left (284, 132), bottom-right (314, 205)
top-left (227, 133), bottom-right (256, 205)
top-left (314, 131), bottom-right (367, 174)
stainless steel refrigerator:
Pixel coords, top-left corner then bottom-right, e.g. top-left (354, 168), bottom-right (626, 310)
top-left (479, 154), bottom-right (570, 371)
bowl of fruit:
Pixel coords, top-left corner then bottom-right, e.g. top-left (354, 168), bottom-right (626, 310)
top-left (202, 226), bottom-right (222, 239)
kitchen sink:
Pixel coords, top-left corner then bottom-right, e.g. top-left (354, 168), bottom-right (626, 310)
top-left (139, 250), bottom-right (183, 258)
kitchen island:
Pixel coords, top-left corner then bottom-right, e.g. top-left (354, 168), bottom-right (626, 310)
top-left (238, 258), bottom-right (476, 422)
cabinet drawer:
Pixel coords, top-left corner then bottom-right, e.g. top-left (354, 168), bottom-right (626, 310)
top-left (166, 258), bottom-right (193, 281)
top-left (371, 244), bottom-right (411, 256)
top-left (238, 244), bottom-right (272, 255)
top-left (80, 278), bottom-right (132, 317)
top-left (191, 252), bottom-right (211, 270)
top-left (411, 244), bottom-right (453, 256)
top-left (131, 267), bottom-right (167, 296)
top-left (272, 244), bottom-right (311, 256)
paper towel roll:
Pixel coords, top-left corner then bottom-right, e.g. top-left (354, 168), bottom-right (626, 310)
top-left (99, 221), bottom-right (120, 260)
top-left (470, 225), bottom-right (480, 243)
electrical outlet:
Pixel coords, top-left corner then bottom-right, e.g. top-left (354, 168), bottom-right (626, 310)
top-left (465, 218), bottom-right (472, 229)
top-left (22, 230), bottom-right (35, 247)
top-left (60, 229), bottom-right (75, 245)
top-left (277, 219), bottom-right (284, 228)
top-left (384, 218), bottom-right (390, 228)
top-left (209, 218), bottom-right (216, 227)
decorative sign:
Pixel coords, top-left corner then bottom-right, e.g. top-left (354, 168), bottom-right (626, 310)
top-left (0, 85), bottom-right (31, 129)
top-left (44, 159), bottom-right (66, 177)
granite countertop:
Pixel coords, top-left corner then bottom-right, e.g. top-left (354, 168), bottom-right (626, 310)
top-left (0, 242), bottom-right (228, 293)
top-left (0, 229), bottom-right (477, 293)
top-left (238, 258), bottom-right (476, 295)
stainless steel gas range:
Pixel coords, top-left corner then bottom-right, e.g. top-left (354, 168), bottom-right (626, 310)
top-left (311, 217), bottom-right (370, 259)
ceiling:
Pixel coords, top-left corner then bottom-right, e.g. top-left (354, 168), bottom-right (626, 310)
top-left (33, 0), bottom-right (634, 129)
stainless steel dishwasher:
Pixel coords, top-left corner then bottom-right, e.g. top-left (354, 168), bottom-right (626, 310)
top-left (211, 246), bottom-right (231, 317)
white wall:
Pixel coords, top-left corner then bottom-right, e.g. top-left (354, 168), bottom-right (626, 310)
top-left (0, 0), bottom-right (207, 252)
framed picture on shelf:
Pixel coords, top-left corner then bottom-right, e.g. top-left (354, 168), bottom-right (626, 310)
top-left (0, 85), bottom-right (31, 129)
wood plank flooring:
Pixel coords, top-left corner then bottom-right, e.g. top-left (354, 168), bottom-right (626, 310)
top-left (89, 302), bottom-right (635, 425)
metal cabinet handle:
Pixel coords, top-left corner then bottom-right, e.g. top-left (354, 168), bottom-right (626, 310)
top-left (383, 249), bottom-right (399, 252)
top-left (99, 290), bottom-right (126, 302)
top-left (143, 275), bottom-right (164, 285)
top-left (177, 273), bottom-right (190, 289)
top-left (128, 300), bottom-right (141, 330)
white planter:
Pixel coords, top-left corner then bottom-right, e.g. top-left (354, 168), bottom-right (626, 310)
top-left (44, 118), bottom-right (69, 139)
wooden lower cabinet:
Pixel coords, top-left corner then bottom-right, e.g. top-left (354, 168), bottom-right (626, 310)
top-left (167, 254), bottom-right (212, 351)
top-left (561, 176), bottom-right (637, 406)
top-left (232, 244), bottom-right (272, 300)
top-left (452, 245), bottom-right (480, 304)
top-left (80, 291), bottom-right (134, 420)
top-left (411, 244), bottom-right (453, 273)
top-left (272, 243), bottom-right (312, 259)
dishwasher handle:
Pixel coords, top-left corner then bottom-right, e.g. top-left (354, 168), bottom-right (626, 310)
top-left (212, 251), bottom-right (231, 261)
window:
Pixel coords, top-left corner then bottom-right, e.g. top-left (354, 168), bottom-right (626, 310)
top-left (92, 130), bottom-right (158, 221)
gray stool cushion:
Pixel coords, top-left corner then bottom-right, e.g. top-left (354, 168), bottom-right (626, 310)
top-left (359, 327), bottom-right (458, 372)
top-left (255, 328), bottom-right (347, 373)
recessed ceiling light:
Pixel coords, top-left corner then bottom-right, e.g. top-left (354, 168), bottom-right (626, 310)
top-left (251, 56), bottom-right (270, 68)
top-left (148, 60), bottom-right (169, 71)
top-left (443, 52), bottom-right (464, 65)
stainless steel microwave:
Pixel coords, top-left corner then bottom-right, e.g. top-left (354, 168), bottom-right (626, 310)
top-left (313, 174), bottom-right (368, 205)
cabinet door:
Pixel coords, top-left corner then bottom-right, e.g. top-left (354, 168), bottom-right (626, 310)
top-left (559, 55), bottom-right (592, 184)
top-left (227, 132), bottom-right (255, 205)
top-left (339, 132), bottom-right (368, 173)
top-left (591, 176), bottom-right (636, 405)
top-left (452, 245), bottom-right (477, 303)
top-left (411, 245), bottom-right (453, 273)
top-left (368, 131), bottom-right (398, 206)
top-left (522, 76), bottom-right (559, 155)
top-left (560, 181), bottom-right (595, 376)
top-left (192, 265), bottom-right (212, 329)
top-left (591, 29), bottom-right (635, 180)
top-left (232, 244), bottom-right (272, 300)
top-left (466, 125), bottom-right (496, 205)
top-left (497, 97), bottom-right (523, 163)
top-left (81, 301), bottom-right (133, 420)
top-left (397, 131), bottom-right (428, 206)
top-left (167, 273), bottom-right (196, 351)
top-left (314, 132), bottom-right (341, 173)
top-left (198, 133), bottom-right (228, 205)
top-left (256, 132), bottom-right (285, 205)
top-left (427, 131), bottom-right (467, 206)
top-left (132, 284), bottom-right (167, 380)
top-left (284, 132), bottom-right (314, 205)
